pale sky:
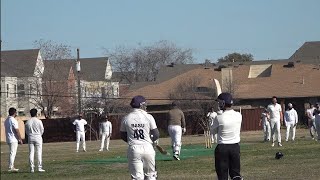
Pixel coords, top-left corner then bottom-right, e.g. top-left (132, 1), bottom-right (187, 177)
top-left (2, 0), bottom-right (320, 63)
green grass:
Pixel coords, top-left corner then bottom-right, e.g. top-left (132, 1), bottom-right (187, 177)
top-left (1, 129), bottom-right (319, 180)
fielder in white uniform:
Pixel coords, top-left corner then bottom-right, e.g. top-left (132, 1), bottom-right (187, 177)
top-left (99, 115), bottom-right (112, 151)
top-left (313, 103), bottom-right (320, 141)
top-left (259, 108), bottom-right (271, 142)
top-left (73, 114), bottom-right (87, 152)
top-left (267, 96), bottom-right (283, 147)
top-left (207, 107), bottom-right (218, 143)
top-left (284, 103), bottom-right (298, 142)
top-left (168, 102), bottom-right (186, 161)
top-left (25, 108), bottom-right (45, 173)
top-left (4, 107), bottom-right (23, 172)
top-left (306, 103), bottom-right (316, 140)
top-left (120, 95), bottom-right (160, 180)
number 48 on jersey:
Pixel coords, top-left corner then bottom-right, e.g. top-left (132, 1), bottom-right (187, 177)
top-left (133, 129), bottom-right (145, 140)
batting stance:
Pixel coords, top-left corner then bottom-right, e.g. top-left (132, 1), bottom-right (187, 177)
top-left (207, 107), bottom-right (218, 144)
top-left (25, 108), bottom-right (45, 172)
top-left (99, 114), bottom-right (112, 151)
top-left (211, 92), bottom-right (243, 180)
top-left (267, 96), bottom-right (283, 147)
top-left (259, 108), bottom-right (270, 142)
top-left (73, 114), bottom-right (87, 152)
top-left (284, 103), bottom-right (298, 142)
top-left (120, 95), bottom-right (160, 180)
top-left (168, 102), bottom-right (186, 161)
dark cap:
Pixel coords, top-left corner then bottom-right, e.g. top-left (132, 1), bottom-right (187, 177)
top-left (217, 92), bottom-right (233, 105)
top-left (130, 95), bottom-right (146, 108)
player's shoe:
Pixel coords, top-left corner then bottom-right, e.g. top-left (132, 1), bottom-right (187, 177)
top-left (173, 154), bottom-right (180, 161)
top-left (30, 167), bottom-right (34, 173)
top-left (99, 149), bottom-right (103, 152)
top-left (83, 149), bottom-right (87, 152)
top-left (278, 142), bottom-right (282, 147)
top-left (76, 150), bottom-right (79, 152)
top-left (38, 168), bottom-right (45, 172)
top-left (8, 168), bottom-right (19, 172)
top-left (271, 142), bottom-right (275, 147)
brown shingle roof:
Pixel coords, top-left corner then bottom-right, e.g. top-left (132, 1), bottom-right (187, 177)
top-left (289, 41), bottom-right (320, 62)
top-left (1, 49), bottom-right (40, 77)
top-left (43, 60), bottom-right (74, 81)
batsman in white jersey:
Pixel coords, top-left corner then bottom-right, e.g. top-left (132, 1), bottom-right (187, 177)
top-left (120, 95), bottom-right (160, 180)
top-left (284, 103), bottom-right (298, 142)
top-left (99, 114), bottom-right (112, 151)
top-left (207, 107), bottom-right (218, 143)
top-left (259, 108), bottom-right (271, 142)
top-left (73, 114), bottom-right (87, 152)
top-left (267, 96), bottom-right (283, 147)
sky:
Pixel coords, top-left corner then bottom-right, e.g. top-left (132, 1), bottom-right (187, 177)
top-left (1, 0), bottom-right (320, 63)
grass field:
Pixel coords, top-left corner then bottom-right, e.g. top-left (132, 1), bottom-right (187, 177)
top-left (1, 129), bottom-right (319, 180)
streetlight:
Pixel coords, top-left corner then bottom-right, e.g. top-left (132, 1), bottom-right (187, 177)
top-left (76, 48), bottom-right (82, 114)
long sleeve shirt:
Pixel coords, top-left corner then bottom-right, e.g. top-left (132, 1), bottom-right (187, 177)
top-left (168, 107), bottom-right (186, 128)
top-left (25, 117), bottom-right (44, 141)
top-left (284, 108), bottom-right (298, 124)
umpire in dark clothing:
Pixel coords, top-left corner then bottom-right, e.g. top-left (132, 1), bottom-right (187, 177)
top-left (211, 93), bottom-right (243, 180)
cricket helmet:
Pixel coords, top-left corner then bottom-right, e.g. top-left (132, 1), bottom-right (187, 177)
top-left (130, 95), bottom-right (147, 108)
top-left (275, 151), bottom-right (284, 159)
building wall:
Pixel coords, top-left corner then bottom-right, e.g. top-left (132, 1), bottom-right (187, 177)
top-left (0, 77), bottom-right (18, 117)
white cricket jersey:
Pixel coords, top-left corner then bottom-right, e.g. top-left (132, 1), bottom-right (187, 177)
top-left (120, 109), bottom-right (157, 146)
top-left (207, 112), bottom-right (217, 125)
top-left (73, 119), bottom-right (87, 132)
top-left (25, 117), bottom-right (44, 141)
top-left (261, 112), bottom-right (269, 125)
top-left (211, 109), bottom-right (242, 144)
top-left (307, 108), bottom-right (315, 120)
top-left (284, 108), bottom-right (298, 124)
top-left (4, 116), bottom-right (19, 143)
top-left (267, 103), bottom-right (282, 121)
top-left (100, 121), bottom-right (112, 134)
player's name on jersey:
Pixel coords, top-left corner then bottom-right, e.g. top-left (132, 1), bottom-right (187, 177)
top-left (131, 124), bottom-right (145, 128)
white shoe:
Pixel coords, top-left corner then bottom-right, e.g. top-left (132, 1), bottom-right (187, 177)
top-left (278, 142), bottom-right (282, 147)
top-left (83, 149), bottom-right (87, 152)
top-left (30, 168), bottom-right (34, 173)
top-left (173, 154), bottom-right (180, 161)
top-left (271, 143), bottom-right (275, 147)
top-left (8, 168), bottom-right (19, 172)
top-left (99, 149), bottom-right (103, 152)
top-left (38, 168), bottom-right (45, 172)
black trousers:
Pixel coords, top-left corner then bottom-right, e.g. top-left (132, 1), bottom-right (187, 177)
top-left (214, 143), bottom-right (241, 180)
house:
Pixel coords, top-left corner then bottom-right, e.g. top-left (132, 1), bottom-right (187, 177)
top-left (42, 60), bottom-right (76, 117)
top-left (289, 41), bottom-right (320, 64)
top-left (1, 49), bottom-right (44, 117)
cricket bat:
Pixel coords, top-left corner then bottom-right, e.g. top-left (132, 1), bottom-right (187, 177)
top-left (156, 145), bottom-right (170, 155)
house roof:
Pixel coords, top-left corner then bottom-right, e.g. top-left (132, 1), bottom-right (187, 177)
top-left (289, 41), bottom-right (320, 63)
top-left (1, 49), bottom-right (40, 77)
top-left (112, 72), bottom-right (135, 84)
top-left (43, 60), bottom-right (74, 81)
top-left (60, 57), bottom-right (109, 81)
top-left (122, 61), bottom-right (320, 105)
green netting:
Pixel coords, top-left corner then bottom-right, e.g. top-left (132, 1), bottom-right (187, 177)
top-left (83, 144), bottom-right (217, 164)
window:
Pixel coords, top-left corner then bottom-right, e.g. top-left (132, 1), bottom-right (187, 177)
top-left (196, 87), bottom-right (210, 93)
top-left (6, 84), bottom-right (9, 97)
top-left (101, 87), bottom-right (106, 98)
top-left (14, 85), bottom-right (17, 97)
top-left (17, 84), bottom-right (25, 97)
top-left (29, 84), bottom-right (33, 97)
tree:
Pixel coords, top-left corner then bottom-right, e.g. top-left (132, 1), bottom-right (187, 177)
top-left (169, 77), bottom-right (218, 135)
top-left (218, 52), bottom-right (253, 63)
top-left (105, 40), bottom-right (194, 82)
top-left (33, 39), bottom-right (74, 60)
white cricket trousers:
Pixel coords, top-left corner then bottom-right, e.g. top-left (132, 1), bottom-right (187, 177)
top-left (168, 125), bottom-right (182, 155)
top-left (28, 138), bottom-right (43, 169)
top-left (285, 123), bottom-right (296, 141)
top-left (8, 142), bottom-right (18, 169)
top-left (76, 131), bottom-right (86, 151)
top-left (270, 119), bottom-right (281, 143)
top-left (127, 144), bottom-right (157, 180)
top-left (263, 122), bottom-right (271, 141)
top-left (100, 132), bottom-right (110, 150)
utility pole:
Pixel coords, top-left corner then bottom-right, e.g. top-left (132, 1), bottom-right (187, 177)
top-left (76, 48), bottom-right (82, 114)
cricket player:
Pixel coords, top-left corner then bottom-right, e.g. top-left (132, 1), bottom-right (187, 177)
top-left (4, 107), bottom-right (23, 172)
top-left (168, 101), bottom-right (186, 161)
top-left (211, 92), bottom-right (243, 180)
top-left (99, 114), bottom-right (112, 151)
top-left (120, 95), bottom-right (159, 180)
top-left (267, 96), bottom-right (283, 147)
top-left (306, 103), bottom-right (316, 140)
top-left (259, 108), bottom-right (271, 142)
top-left (207, 107), bottom-right (218, 143)
top-left (73, 114), bottom-right (87, 152)
top-left (25, 108), bottom-right (45, 173)
top-left (313, 102), bottom-right (320, 141)
top-left (284, 103), bottom-right (298, 142)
